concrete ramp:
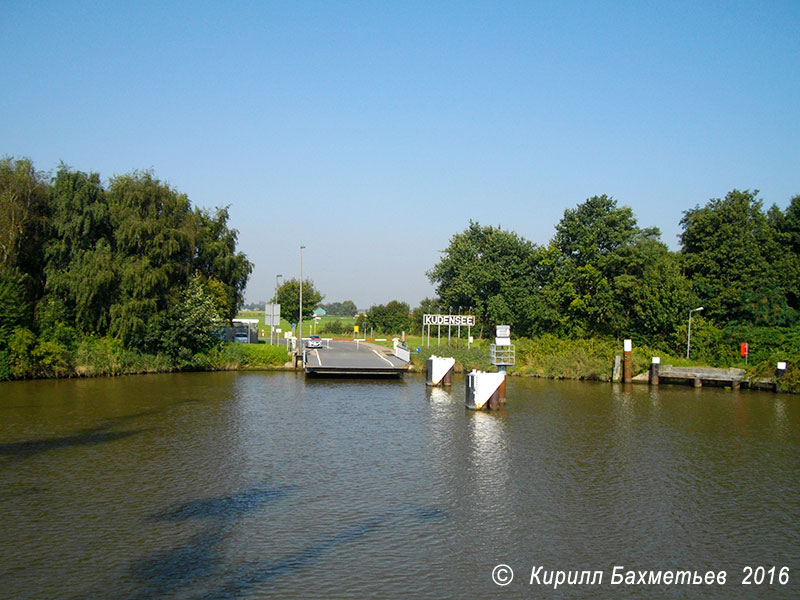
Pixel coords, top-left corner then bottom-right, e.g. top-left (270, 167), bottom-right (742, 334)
top-left (304, 340), bottom-right (408, 377)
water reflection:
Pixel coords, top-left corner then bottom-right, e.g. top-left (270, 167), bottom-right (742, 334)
top-left (0, 373), bottom-right (797, 600)
top-left (426, 386), bottom-right (453, 406)
top-left (467, 410), bottom-right (510, 514)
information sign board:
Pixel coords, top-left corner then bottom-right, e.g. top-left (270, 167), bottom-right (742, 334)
top-left (423, 314), bottom-right (476, 326)
top-left (265, 303), bottom-right (281, 327)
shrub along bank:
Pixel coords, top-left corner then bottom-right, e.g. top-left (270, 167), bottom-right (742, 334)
top-left (407, 331), bottom-right (800, 392)
top-left (3, 325), bottom-right (796, 393)
top-left (0, 329), bottom-right (288, 380)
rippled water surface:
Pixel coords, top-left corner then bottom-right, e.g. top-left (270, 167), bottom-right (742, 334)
top-left (1, 373), bottom-right (798, 598)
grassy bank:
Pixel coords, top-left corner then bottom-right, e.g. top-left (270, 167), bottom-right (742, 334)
top-left (4, 325), bottom-right (797, 393)
top-left (404, 333), bottom-right (799, 392)
top-left (1, 334), bottom-right (291, 380)
top-left (237, 310), bottom-right (356, 338)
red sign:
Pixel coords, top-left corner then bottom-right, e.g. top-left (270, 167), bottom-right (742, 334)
top-left (740, 342), bottom-right (749, 357)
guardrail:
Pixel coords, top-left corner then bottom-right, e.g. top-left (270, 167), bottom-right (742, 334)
top-left (490, 343), bottom-right (515, 367)
top-left (395, 345), bottom-right (410, 362)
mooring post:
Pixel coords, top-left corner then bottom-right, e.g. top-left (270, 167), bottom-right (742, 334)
top-left (488, 376), bottom-right (506, 410)
top-left (776, 361), bottom-right (787, 392)
top-left (426, 355), bottom-right (455, 387)
top-left (442, 368), bottom-right (452, 386)
top-left (649, 357), bottom-right (660, 385)
top-left (623, 339), bottom-right (632, 383)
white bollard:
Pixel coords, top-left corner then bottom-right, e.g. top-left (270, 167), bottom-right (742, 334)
top-left (426, 355), bottom-right (456, 386)
top-left (465, 370), bottom-right (507, 410)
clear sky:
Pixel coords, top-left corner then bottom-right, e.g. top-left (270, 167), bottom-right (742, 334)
top-left (3, 1), bottom-right (798, 309)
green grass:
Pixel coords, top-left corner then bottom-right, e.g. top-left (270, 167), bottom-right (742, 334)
top-left (237, 311), bottom-right (356, 338)
top-left (193, 342), bottom-right (290, 370)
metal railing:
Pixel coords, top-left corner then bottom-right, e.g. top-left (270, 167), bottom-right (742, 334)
top-left (490, 344), bottom-right (516, 366)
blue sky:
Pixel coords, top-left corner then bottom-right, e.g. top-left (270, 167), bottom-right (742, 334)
top-left (3, 1), bottom-right (798, 309)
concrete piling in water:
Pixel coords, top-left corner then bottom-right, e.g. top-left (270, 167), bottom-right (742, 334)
top-left (426, 356), bottom-right (456, 387)
top-left (623, 339), bottom-right (632, 383)
top-left (488, 377), bottom-right (507, 410)
top-left (465, 370), bottom-right (507, 410)
top-left (776, 361), bottom-right (787, 392)
top-left (649, 357), bottom-right (660, 385)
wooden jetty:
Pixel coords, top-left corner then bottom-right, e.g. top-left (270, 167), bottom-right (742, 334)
top-left (634, 365), bottom-right (747, 389)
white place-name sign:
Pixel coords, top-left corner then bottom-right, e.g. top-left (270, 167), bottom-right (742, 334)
top-left (423, 314), bottom-right (476, 326)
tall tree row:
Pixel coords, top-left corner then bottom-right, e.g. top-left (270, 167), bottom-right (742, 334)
top-left (0, 158), bottom-right (252, 369)
top-left (429, 191), bottom-right (799, 348)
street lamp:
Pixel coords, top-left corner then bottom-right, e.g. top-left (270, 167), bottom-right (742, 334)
top-left (272, 274), bottom-right (282, 345)
top-left (298, 245), bottom-right (305, 356)
top-left (686, 306), bottom-right (704, 359)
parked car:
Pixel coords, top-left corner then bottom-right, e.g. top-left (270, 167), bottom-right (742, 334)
top-left (233, 332), bottom-right (250, 344)
top-left (307, 334), bottom-right (322, 349)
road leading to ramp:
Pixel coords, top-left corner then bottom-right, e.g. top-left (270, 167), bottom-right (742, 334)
top-left (304, 340), bottom-right (408, 376)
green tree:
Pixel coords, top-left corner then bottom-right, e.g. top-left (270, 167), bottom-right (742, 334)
top-left (411, 297), bottom-right (443, 330)
top-left (322, 300), bottom-right (358, 317)
top-left (105, 171), bottom-right (195, 349)
top-left (273, 278), bottom-right (323, 324)
top-left (538, 195), bottom-right (688, 340)
top-left (769, 194), bottom-right (800, 255)
top-left (553, 194), bottom-right (652, 267)
top-left (427, 221), bottom-right (541, 335)
top-left (680, 189), bottom-right (798, 326)
top-left (190, 206), bottom-right (252, 321)
top-left (43, 166), bottom-right (115, 334)
top-left (158, 274), bottom-right (223, 364)
top-left (0, 267), bottom-right (32, 346)
top-left (0, 157), bottom-right (50, 318)
top-left (366, 301), bottom-right (412, 334)
top-left (768, 195), bottom-right (800, 314)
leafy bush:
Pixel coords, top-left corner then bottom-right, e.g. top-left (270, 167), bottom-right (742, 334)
top-left (410, 343), bottom-right (493, 373)
top-left (320, 320), bottom-right (346, 335)
top-left (0, 349), bottom-right (10, 381)
top-left (33, 339), bottom-right (72, 378)
top-left (516, 335), bottom-right (619, 380)
top-left (8, 327), bottom-right (36, 378)
top-left (195, 342), bottom-right (288, 370)
top-left (75, 336), bottom-right (125, 376)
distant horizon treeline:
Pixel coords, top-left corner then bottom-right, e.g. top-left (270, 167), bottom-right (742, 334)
top-left (1, 157), bottom-right (252, 378)
top-left (3, 156), bottom-right (800, 379)
top-left (315, 189), bottom-right (800, 366)
top-left (423, 191), bottom-right (800, 360)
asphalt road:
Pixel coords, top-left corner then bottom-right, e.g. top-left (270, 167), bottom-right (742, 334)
top-left (304, 340), bottom-right (408, 374)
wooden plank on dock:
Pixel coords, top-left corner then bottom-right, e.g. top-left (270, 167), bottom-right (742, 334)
top-left (657, 365), bottom-right (746, 387)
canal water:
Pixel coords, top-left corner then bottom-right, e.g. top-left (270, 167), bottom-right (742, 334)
top-left (1, 373), bottom-right (797, 599)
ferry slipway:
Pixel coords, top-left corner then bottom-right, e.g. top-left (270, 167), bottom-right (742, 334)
top-left (303, 340), bottom-right (409, 377)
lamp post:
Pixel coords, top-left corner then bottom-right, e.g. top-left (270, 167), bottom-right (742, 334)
top-left (686, 306), bottom-right (704, 359)
top-left (272, 274), bottom-right (282, 345)
top-left (298, 245), bottom-right (305, 357)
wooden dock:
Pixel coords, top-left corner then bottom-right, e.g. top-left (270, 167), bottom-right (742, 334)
top-left (635, 365), bottom-right (747, 388)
